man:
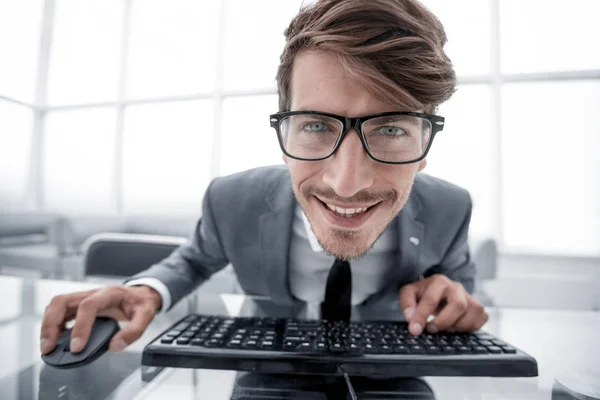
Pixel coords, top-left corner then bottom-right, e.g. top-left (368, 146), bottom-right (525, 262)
top-left (40, 0), bottom-right (487, 356)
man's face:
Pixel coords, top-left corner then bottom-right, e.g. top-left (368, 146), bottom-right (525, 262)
top-left (284, 50), bottom-right (427, 260)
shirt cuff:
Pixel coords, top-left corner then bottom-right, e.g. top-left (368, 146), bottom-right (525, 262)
top-left (124, 277), bottom-right (172, 313)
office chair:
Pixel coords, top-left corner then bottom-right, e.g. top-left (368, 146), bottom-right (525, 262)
top-left (82, 232), bottom-right (186, 279)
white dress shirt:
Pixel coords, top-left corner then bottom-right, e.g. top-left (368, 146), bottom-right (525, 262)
top-left (127, 206), bottom-right (398, 313)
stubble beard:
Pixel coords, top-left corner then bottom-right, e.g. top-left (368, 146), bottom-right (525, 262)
top-left (298, 183), bottom-right (413, 261)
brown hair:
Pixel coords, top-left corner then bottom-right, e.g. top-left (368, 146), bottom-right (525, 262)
top-left (276, 0), bottom-right (456, 114)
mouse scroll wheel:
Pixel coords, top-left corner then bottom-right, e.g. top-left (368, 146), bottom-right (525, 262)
top-left (63, 342), bottom-right (71, 352)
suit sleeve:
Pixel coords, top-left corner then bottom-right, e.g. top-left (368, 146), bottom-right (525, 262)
top-left (424, 193), bottom-right (476, 294)
top-left (124, 178), bottom-right (230, 310)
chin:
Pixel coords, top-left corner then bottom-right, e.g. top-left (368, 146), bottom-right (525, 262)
top-left (314, 225), bottom-right (376, 260)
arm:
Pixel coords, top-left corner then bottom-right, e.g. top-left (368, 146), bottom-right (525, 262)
top-left (400, 193), bottom-right (487, 335)
top-left (124, 178), bottom-right (230, 310)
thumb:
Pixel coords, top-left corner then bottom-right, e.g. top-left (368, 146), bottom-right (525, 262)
top-left (109, 307), bottom-right (155, 352)
top-left (399, 282), bottom-right (421, 321)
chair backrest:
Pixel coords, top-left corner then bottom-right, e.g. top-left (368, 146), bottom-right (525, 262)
top-left (469, 236), bottom-right (498, 281)
top-left (83, 233), bottom-right (187, 278)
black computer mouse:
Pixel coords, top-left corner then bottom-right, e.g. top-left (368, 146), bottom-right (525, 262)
top-left (41, 317), bottom-right (120, 369)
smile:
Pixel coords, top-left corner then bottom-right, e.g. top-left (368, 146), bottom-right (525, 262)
top-left (314, 197), bottom-right (381, 229)
top-left (324, 203), bottom-right (371, 217)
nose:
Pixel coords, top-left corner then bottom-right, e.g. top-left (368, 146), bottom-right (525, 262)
top-left (322, 130), bottom-right (375, 198)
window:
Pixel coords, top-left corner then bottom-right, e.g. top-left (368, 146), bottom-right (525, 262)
top-left (126, 0), bottom-right (220, 99)
top-left (222, 0), bottom-right (304, 92)
top-left (46, 0), bottom-right (123, 105)
top-left (220, 95), bottom-right (282, 176)
top-left (0, 0), bottom-right (44, 103)
top-left (501, 81), bottom-right (600, 255)
top-left (0, 100), bottom-right (34, 211)
top-left (43, 108), bottom-right (117, 212)
top-left (500, 0), bottom-right (600, 74)
top-left (425, 85), bottom-right (494, 237)
top-left (122, 101), bottom-right (213, 215)
top-left (421, 0), bottom-right (491, 76)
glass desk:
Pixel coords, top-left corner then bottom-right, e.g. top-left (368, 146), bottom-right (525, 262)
top-left (0, 275), bottom-right (598, 399)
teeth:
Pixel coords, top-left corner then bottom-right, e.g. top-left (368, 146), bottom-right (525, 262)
top-left (326, 203), bottom-right (369, 216)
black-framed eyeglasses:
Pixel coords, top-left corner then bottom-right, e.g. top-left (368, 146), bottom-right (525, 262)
top-left (269, 110), bottom-right (445, 164)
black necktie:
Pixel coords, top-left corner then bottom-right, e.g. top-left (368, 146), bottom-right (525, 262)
top-left (321, 258), bottom-right (352, 322)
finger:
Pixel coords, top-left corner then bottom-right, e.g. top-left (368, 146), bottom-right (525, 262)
top-left (452, 301), bottom-right (488, 332)
top-left (40, 290), bottom-right (97, 354)
top-left (399, 282), bottom-right (422, 321)
top-left (70, 288), bottom-right (124, 353)
top-left (109, 306), bottom-right (155, 352)
top-left (427, 282), bottom-right (469, 333)
top-left (410, 278), bottom-right (450, 335)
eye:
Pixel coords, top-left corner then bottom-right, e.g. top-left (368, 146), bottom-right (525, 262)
top-left (301, 121), bottom-right (329, 133)
top-left (374, 126), bottom-right (407, 137)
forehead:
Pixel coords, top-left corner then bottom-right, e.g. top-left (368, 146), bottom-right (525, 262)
top-left (289, 50), bottom-right (412, 117)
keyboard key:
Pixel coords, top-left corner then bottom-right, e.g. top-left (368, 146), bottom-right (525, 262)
top-left (410, 345), bottom-right (425, 354)
top-left (426, 346), bottom-right (441, 354)
top-left (502, 346), bottom-right (517, 354)
top-left (457, 346), bottom-right (472, 354)
top-left (379, 344), bottom-right (393, 353)
top-left (492, 339), bottom-right (507, 346)
top-left (473, 346), bottom-right (488, 354)
top-left (442, 346), bottom-right (456, 354)
top-left (160, 337), bottom-right (174, 344)
top-left (316, 342), bottom-right (327, 352)
top-left (176, 338), bottom-right (190, 345)
top-left (475, 334), bottom-right (494, 340)
top-left (478, 340), bottom-right (493, 346)
top-left (487, 346), bottom-right (502, 354)
top-left (191, 338), bottom-right (205, 346)
top-left (330, 343), bottom-right (346, 353)
top-left (297, 342), bottom-right (313, 351)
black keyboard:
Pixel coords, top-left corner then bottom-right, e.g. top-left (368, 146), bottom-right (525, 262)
top-left (142, 314), bottom-right (538, 377)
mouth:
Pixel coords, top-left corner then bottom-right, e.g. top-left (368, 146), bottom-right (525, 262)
top-left (313, 196), bottom-right (381, 229)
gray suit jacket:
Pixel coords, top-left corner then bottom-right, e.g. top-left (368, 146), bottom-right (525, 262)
top-left (128, 165), bottom-right (475, 312)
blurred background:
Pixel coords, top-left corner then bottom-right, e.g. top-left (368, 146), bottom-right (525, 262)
top-left (0, 0), bottom-right (599, 309)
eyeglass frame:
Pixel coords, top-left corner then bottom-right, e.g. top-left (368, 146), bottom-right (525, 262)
top-left (269, 110), bottom-right (445, 165)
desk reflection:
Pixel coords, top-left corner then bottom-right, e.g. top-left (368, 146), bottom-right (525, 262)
top-left (0, 351), bottom-right (163, 400)
top-left (231, 372), bottom-right (435, 399)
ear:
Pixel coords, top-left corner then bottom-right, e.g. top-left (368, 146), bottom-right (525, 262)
top-left (417, 158), bottom-right (427, 172)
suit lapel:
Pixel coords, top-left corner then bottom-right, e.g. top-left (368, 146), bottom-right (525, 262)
top-left (394, 193), bottom-right (425, 285)
top-left (259, 170), bottom-right (297, 305)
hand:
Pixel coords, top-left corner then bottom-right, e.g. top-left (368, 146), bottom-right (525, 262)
top-left (399, 274), bottom-right (488, 336)
top-left (40, 285), bottom-right (162, 355)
